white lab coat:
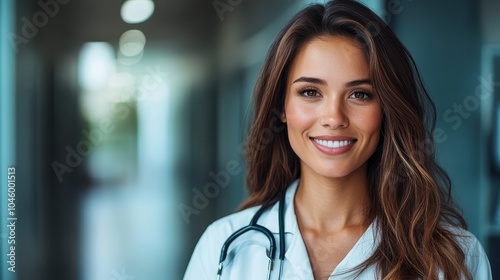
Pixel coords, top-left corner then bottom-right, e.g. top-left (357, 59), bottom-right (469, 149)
top-left (184, 180), bottom-right (492, 279)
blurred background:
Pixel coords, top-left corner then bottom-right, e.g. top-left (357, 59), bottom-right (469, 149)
top-left (1, 0), bottom-right (499, 279)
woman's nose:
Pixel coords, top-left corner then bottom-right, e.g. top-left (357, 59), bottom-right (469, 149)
top-left (319, 98), bottom-right (348, 129)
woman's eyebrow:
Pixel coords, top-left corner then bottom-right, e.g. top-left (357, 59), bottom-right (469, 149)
top-left (292, 76), bottom-right (327, 85)
top-left (345, 79), bottom-right (372, 87)
top-left (292, 77), bottom-right (372, 87)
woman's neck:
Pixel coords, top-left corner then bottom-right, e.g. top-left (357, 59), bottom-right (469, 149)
top-left (294, 164), bottom-right (370, 232)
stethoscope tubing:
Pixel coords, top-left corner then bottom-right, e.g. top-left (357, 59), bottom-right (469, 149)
top-left (216, 193), bottom-right (286, 279)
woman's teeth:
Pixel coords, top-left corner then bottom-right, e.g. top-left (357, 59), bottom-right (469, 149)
top-left (314, 139), bottom-right (353, 148)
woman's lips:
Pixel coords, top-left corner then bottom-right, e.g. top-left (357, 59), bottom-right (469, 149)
top-left (310, 137), bottom-right (357, 155)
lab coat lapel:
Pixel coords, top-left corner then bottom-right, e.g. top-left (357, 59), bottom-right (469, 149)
top-left (258, 179), bottom-right (315, 279)
top-left (283, 224), bottom-right (315, 279)
top-left (258, 179), bottom-right (299, 235)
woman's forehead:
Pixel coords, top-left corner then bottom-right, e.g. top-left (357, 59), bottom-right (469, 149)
top-left (287, 36), bottom-right (370, 86)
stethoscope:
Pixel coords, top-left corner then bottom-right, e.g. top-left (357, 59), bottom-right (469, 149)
top-left (217, 192), bottom-right (286, 280)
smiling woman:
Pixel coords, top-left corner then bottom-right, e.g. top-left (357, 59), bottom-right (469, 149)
top-left (284, 36), bottom-right (382, 182)
top-left (183, 0), bottom-right (492, 279)
top-left (283, 37), bottom-right (384, 278)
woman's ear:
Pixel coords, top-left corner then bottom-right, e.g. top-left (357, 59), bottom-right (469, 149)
top-left (281, 112), bottom-right (286, 123)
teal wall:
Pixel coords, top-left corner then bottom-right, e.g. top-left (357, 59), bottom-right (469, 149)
top-left (392, 0), bottom-right (482, 236)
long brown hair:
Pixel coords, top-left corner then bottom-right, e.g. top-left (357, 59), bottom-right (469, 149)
top-left (241, 0), bottom-right (471, 279)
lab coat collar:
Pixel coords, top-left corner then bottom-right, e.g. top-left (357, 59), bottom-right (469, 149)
top-left (256, 179), bottom-right (379, 279)
top-left (257, 179), bottom-right (315, 278)
top-left (258, 179), bottom-right (300, 235)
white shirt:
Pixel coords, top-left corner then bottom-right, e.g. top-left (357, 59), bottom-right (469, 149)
top-left (184, 180), bottom-right (492, 279)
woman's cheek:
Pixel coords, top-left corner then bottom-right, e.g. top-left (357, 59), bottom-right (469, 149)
top-left (353, 106), bottom-right (382, 133)
top-left (286, 102), bottom-right (319, 128)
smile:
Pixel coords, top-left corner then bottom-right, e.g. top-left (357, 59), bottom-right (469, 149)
top-left (313, 139), bottom-right (354, 148)
top-left (310, 137), bottom-right (357, 156)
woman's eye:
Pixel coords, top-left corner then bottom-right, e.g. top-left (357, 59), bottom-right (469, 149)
top-left (349, 91), bottom-right (372, 100)
top-left (299, 89), bottom-right (320, 98)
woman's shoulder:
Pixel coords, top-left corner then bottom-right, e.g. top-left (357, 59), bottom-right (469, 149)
top-left (207, 205), bottom-right (261, 234)
top-left (441, 223), bottom-right (483, 255)
top-left (442, 223), bottom-right (492, 278)
top-left (443, 224), bottom-right (481, 249)
top-left (183, 205), bottom-right (263, 279)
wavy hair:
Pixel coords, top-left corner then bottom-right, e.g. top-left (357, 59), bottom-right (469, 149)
top-left (240, 0), bottom-right (471, 279)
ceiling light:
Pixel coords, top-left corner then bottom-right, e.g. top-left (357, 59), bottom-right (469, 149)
top-left (119, 29), bottom-right (146, 57)
top-left (120, 0), bottom-right (155, 24)
top-left (78, 42), bottom-right (115, 91)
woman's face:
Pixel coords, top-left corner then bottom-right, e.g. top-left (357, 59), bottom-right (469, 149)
top-left (284, 35), bottom-right (382, 180)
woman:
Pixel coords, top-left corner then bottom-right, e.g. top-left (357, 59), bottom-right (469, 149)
top-left (184, 0), bottom-right (492, 279)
